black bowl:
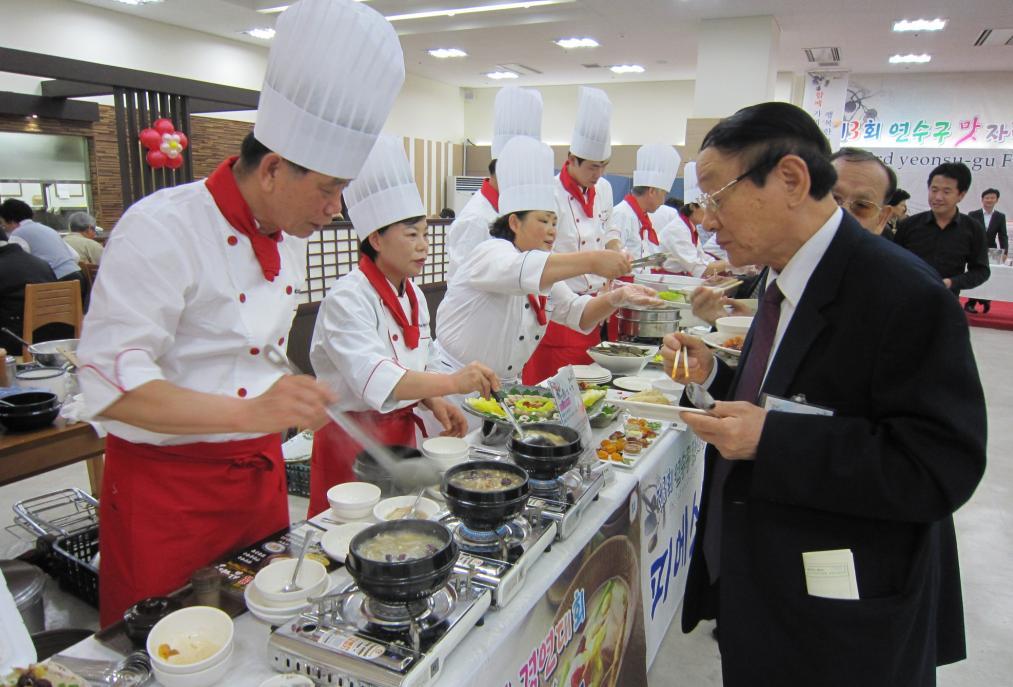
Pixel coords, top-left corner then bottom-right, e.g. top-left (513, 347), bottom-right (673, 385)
top-left (123, 596), bottom-right (182, 647)
top-left (0, 391), bottom-right (59, 415)
top-left (0, 405), bottom-right (61, 432)
top-left (442, 460), bottom-right (530, 531)
top-left (509, 422), bottom-right (582, 481)
top-left (346, 520), bottom-right (459, 604)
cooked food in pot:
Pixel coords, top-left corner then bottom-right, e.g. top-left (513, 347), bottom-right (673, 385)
top-left (519, 429), bottom-right (568, 446)
top-left (449, 468), bottom-right (525, 492)
top-left (356, 530), bottom-right (444, 562)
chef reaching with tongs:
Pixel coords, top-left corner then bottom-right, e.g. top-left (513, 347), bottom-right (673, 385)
top-left (75, 0), bottom-right (406, 626)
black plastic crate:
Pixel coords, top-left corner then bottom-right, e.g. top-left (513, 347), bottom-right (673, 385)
top-left (51, 526), bottom-right (100, 607)
top-left (285, 460), bottom-right (311, 497)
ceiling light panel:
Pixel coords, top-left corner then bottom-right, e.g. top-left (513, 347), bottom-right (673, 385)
top-left (387, 1), bottom-right (572, 22)
top-left (893, 18), bottom-right (947, 32)
top-left (610, 64), bottom-right (645, 74)
top-left (486, 71), bottom-right (520, 79)
top-left (243, 28), bottom-right (276, 40)
top-left (555, 37), bottom-right (599, 49)
top-left (428, 48), bottom-right (468, 58)
top-left (889, 54), bottom-right (932, 64)
top-left (111, 0), bottom-right (163, 5)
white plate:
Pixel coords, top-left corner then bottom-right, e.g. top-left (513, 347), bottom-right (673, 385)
top-left (701, 331), bottom-right (744, 357)
top-left (572, 364), bottom-right (613, 383)
top-left (320, 522), bottom-right (373, 563)
top-left (245, 575), bottom-right (334, 617)
top-left (612, 377), bottom-right (655, 392)
top-left (597, 419), bottom-right (671, 470)
top-left (607, 389), bottom-right (711, 422)
top-left (260, 675), bottom-right (315, 687)
top-left (281, 430), bottom-right (314, 463)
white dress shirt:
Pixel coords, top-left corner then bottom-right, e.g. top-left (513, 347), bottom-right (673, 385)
top-left (446, 189), bottom-right (498, 281)
top-left (310, 269), bottom-right (432, 414)
top-left (552, 174), bottom-right (615, 294)
top-left (433, 238), bottom-right (593, 380)
top-left (77, 179), bottom-right (307, 445)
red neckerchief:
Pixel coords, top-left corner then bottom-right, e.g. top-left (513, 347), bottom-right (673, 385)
top-left (680, 212), bottom-right (699, 246)
top-left (527, 294), bottom-right (548, 326)
top-left (560, 160), bottom-right (596, 218)
top-left (205, 156), bottom-right (283, 281)
top-left (358, 255), bottom-right (420, 349)
top-left (480, 178), bottom-right (499, 212)
top-left (624, 194), bottom-right (658, 245)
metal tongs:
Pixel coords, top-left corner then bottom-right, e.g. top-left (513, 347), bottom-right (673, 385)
top-left (263, 345), bottom-right (443, 491)
top-left (629, 252), bottom-right (669, 269)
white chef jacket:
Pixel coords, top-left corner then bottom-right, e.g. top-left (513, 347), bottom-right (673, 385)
top-left (446, 190), bottom-right (498, 281)
top-left (608, 199), bottom-right (677, 271)
top-left (310, 268), bottom-right (432, 414)
top-left (77, 179), bottom-right (306, 445)
top-left (433, 238), bottom-right (593, 380)
top-left (658, 214), bottom-right (714, 277)
top-left (552, 174), bottom-right (615, 295)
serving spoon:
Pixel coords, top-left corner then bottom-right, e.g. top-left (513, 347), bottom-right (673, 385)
top-left (281, 530), bottom-right (315, 594)
top-left (685, 382), bottom-right (718, 414)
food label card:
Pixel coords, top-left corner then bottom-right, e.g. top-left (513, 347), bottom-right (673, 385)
top-left (546, 366), bottom-right (595, 465)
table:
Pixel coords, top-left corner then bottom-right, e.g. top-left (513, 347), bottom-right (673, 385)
top-left (59, 368), bottom-right (703, 685)
top-left (0, 418), bottom-right (104, 494)
top-left (962, 263), bottom-right (1013, 301)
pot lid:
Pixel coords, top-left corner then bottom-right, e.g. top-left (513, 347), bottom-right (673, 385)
top-left (0, 560), bottom-right (46, 607)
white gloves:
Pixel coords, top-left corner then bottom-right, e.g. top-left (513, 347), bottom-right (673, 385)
top-left (604, 283), bottom-right (664, 308)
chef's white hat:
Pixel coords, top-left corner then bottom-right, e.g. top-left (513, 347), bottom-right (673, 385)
top-left (345, 135), bottom-right (425, 241)
top-left (633, 144), bottom-right (681, 192)
top-left (682, 161), bottom-right (701, 203)
top-left (254, 0), bottom-right (405, 180)
top-left (497, 136), bottom-right (558, 217)
top-left (569, 86), bottom-right (612, 162)
top-left (491, 87), bottom-right (543, 160)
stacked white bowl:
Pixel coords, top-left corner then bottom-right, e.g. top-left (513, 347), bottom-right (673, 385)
top-left (146, 606), bottom-right (235, 687)
top-left (244, 558), bottom-right (331, 625)
top-left (327, 482), bottom-right (382, 521)
top-left (421, 436), bottom-right (469, 472)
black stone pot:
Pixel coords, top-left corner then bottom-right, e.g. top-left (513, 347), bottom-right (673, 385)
top-left (345, 520), bottom-right (459, 604)
top-left (508, 422), bottom-right (582, 481)
top-left (442, 460), bottom-right (530, 531)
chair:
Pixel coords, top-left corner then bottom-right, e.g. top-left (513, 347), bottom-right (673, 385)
top-left (21, 280), bottom-right (83, 362)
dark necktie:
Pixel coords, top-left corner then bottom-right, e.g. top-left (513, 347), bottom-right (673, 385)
top-left (702, 280), bottom-right (785, 582)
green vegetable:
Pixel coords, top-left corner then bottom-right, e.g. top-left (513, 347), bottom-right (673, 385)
top-left (657, 290), bottom-right (687, 302)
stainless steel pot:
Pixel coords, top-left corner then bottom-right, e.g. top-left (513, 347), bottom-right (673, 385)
top-left (616, 305), bottom-right (681, 341)
top-left (27, 339), bottom-right (80, 368)
top-left (0, 559), bottom-right (46, 634)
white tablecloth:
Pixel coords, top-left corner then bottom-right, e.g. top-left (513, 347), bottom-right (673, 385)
top-left (963, 263), bottom-right (1013, 300)
top-left (59, 368), bottom-right (696, 686)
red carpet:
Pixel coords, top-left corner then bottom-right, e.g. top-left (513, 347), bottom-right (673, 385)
top-left (960, 298), bottom-right (1013, 331)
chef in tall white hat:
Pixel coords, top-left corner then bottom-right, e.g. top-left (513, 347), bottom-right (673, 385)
top-left (434, 136), bottom-right (658, 424)
top-left (524, 86), bottom-right (624, 384)
top-left (446, 86), bottom-right (543, 279)
top-left (608, 144), bottom-right (681, 271)
top-left (658, 159), bottom-right (731, 277)
top-left (305, 136), bottom-right (497, 515)
top-left (76, 0), bottom-right (407, 626)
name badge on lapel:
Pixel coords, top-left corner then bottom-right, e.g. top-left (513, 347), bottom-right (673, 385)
top-left (760, 393), bottom-right (834, 416)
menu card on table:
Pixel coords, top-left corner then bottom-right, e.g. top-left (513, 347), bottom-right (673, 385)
top-left (546, 365), bottom-right (595, 465)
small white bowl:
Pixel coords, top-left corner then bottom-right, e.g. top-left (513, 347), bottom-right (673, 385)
top-left (715, 316), bottom-right (753, 337)
top-left (152, 645), bottom-right (233, 687)
top-left (327, 482), bottom-right (381, 520)
top-left (147, 606), bottom-right (234, 675)
top-left (253, 558), bottom-right (328, 605)
top-left (587, 342), bottom-right (658, 375)
top-left (422, 436), bottom-right (469, 469)
top-left (321, 522), bottom-right (373, 563)
top-left (373, 495), bottom-right (440, 522)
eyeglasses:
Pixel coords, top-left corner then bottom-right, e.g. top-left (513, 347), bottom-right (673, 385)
top-left (696, 158), bottom-right (776, 214)
top-left (832, 194), bottom-right (883, 220)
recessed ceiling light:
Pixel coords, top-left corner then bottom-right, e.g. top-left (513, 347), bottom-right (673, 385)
top-left (428, 48), bottom-right (468, 58)
top-left (387, 1), bottom-right (571, 22)
top-left (111, 0), bottom-right (163, 5)
top-left (258, 1), bottom-right (368, 13)
top-left (893, 18), bottom-right (947, 32)
top-left (555, 37), bottom-right (599, 49)
top-left (243, 27), bottom-right (276, 40)
top-left (486, 71), bottom-right (520, 80)
top-left (889, 53), bottom-right (932, 64)
top-left (609, 64), bottom-right (645, 74)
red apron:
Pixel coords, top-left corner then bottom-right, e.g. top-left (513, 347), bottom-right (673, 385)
top-left (307, 405), bottom-right (422, 517)
top-left (98, 433), bottom-right (287, 627)
top-left (522, 321), bottom-right (599, 385)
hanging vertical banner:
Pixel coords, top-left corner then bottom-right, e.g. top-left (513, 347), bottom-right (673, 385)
top-left (803, 71), bottom-right (850, 151)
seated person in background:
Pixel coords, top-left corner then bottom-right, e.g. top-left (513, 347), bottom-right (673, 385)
top-left (883, 188), bottom-right (910, 241)
top-left (0, 199), bottom-right (84, 286)
top-left (0, 236), bottom-right (57, 355)
top-left (64, 211), bottom-right (104, 265)
top-left (829, 147), bottom-right (896, 236)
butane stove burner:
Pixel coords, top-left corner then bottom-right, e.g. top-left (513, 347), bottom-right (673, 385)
top-left (527, 476), bottom-right (568, 502)
top-left (527, 463), bottom-right (608, 541)
top-left (453, 518), bottom-right (531, 559)
top-left (362, 596), bottom-right (435, 629)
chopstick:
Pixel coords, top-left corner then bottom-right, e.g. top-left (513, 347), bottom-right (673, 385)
top-left (671, 348), bottom-right (680, 381)
top-left (671, 344), bottom-right (690, 381)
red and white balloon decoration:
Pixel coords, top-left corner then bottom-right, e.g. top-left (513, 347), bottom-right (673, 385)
top-left (139, 118), bottom-right (189, 170)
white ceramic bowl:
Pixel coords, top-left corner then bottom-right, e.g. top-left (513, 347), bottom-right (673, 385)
top-left (14, 367), bottom-right (69, 402)
top-left (245, 576), bottom-right (333, 617)
top-left (252, 558), bottom-right (328, 605)
top-left (373, 495), bottom-right (440, 522)
top-left (715, 316), bottom-right (754, 337)
top-left (146, 606), bottom-right (234, 675)
top-left (152, 645), bottom-right (233, 687)
top-left (586, 343), bottom-right (658, 375)
top-left (422, 436), bottom-right (469, 469)
top-left (321, 522), bottom-right (374, 563)
top-left (327, 482), bottom-right (381, 520)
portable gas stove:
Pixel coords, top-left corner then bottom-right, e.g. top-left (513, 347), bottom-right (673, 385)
top-left (268, 568), bottom-right (491, 687)
top-left (439, 505), bottom-right (556, 607)
top-left (526, 461), bottom-right (607, 540)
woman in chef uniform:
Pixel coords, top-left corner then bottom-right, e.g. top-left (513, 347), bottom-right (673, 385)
top-left (307, 136), bottom-right (499, 515)
top-left (433, 135), bottom-right (661, 412)
top-left (75, 0), bottom-right (406, 626)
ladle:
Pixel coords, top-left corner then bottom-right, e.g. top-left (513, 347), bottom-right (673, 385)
top-left (685, 382), bottom-right (718, 414)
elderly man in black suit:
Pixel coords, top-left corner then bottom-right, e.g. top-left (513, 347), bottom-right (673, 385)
top-left (966, 188), bottom-right (1007, 313)
top-left (663, 102), bottom-right (986, 687)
